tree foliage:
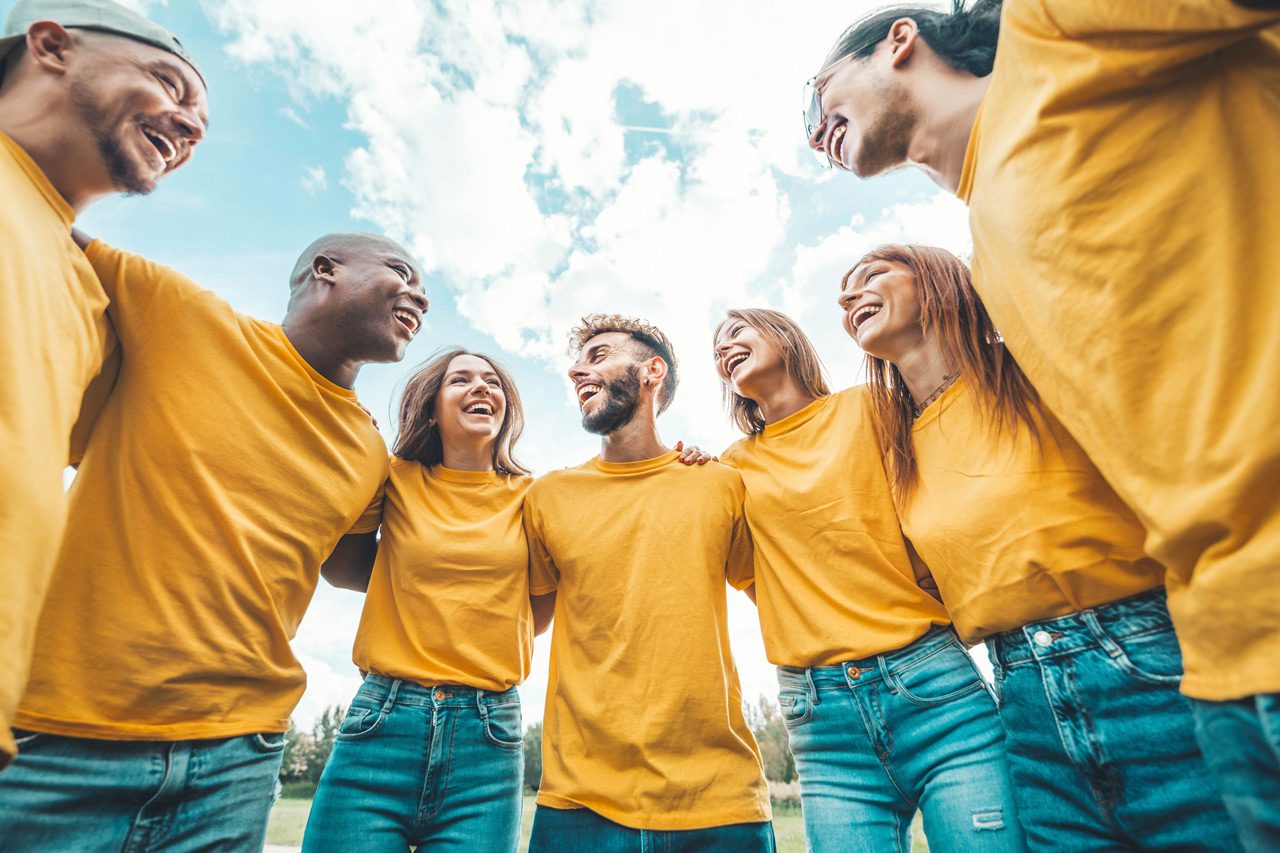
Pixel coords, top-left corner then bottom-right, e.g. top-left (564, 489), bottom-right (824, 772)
top-left (523, 722), bottom-right (543, 791)
top-left (745, 695), bottom-right (797, 783)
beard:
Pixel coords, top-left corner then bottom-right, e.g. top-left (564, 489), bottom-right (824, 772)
top-left (853, 80), bottom-right (917, 179)
top-left (68, 80), bottom-right (156, 196)
top-left (582, 364), bottom-right (642, 435)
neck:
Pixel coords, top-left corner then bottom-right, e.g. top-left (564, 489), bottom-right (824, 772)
top-left (752, 378), bottom-right (817, 426)
top-left (281, 315), bottom-right (361, 389)
top-left (442, 440), bottom-right (495, 472)
top-left (0, 97), bottom-right (111, 213)
top-left (599, 409), bottom-right (667, 463)
top-left (891, 335), bottom-right (956, 410)
top-left (906, 72), bottom-right (990, 193)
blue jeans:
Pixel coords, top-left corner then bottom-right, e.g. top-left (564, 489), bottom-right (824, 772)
top-left (0, 728), bottom-right (283, 851)
top-left (528, 804), bottom-right (775, 852)
top-left (988, 588), bottom-right (1243, 851)
top-left (779, 626), bottom-right (1024, 853)
top-left (1191, 693), bottom-right (1280, 851)
top-left (302, 675), bottom-right (524, 852)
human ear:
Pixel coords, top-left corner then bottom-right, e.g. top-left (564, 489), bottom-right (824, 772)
top-left (25, 21), bottom-right (76, 76)
top-left (311, 254), bottom-right (338, 285)
top-left (888, 18), bottom-right (919, 67)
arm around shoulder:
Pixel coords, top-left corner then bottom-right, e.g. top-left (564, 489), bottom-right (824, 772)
top-left (321, 532), bottom-right (379, 592)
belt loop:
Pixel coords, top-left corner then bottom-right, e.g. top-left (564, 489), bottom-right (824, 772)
top-left (476, 687), bottom-right (486, 715)
top-left (1083, 609), bottom-right (1123, 659)
top-left (804, 667), bottom-right (820, 706)
top-left (876, 653), bottom-right (894, 694)
top-left (381, 678), bottom-right (402, 715)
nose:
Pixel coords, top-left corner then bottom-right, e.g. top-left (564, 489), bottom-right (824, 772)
top-left (172, 107), bottom-right (206, 144)
top-left (567, 363), bottom-right (589, 383)
top-left (837, 288), bottom-right (857, 311)
top-left (404, 288), bottom-right (429, 313)
top-left (807, 119), bottom-right (827, 152)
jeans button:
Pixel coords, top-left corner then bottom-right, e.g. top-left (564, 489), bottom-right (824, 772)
top-left (1033, 630), bottom-right (1053, 647)
top-left (434, 689), bottom-right (446, 701)
top-left (847, 665), bottom-right (862, 680)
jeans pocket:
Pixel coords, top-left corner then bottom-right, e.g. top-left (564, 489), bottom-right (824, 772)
top-left (251, 732), bottom-right (287, 753)
top-left (483, 701), bottom-right (523, 750)
top-left (889, 641), bottom-right (986, 707)
top-left (779, 691), bottom-right (812, 729)
top-left (1106, 626), bottom-right (1184, 686)
top-left (336, 703), bottom-right (388, 742)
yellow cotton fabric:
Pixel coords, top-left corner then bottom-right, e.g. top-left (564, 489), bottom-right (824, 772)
top-left (900, 380), bottom-right (1164, 644)
top-left (15, 241), bottom-right (387, 740)
top-left (525, 451), bottom-right (769, 830)
top-left (0, 133), bottom-right (111, 764)
top-left (353, 460), bottom-right (534, 691)
top-left (958, 1), bottom-right (1280, 699)
top-left (722, 386), bottom-right (949, 666)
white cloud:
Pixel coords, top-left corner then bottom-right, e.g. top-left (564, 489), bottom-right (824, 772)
top-left (300, 165), bottom-right (327, 195)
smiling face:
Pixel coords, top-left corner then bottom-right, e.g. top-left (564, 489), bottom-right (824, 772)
top-left (66, 32), bottom-right (208, 195)
top-left (838, 256), bottom-right (924, 359)
top-left (809, 50), bottom-right (917, 178)
top-left (714, 317), bottom-right (787, 402)
top-left (568, 331), bottom-right (649, 436)
top-left (434, 354), bottom-right (507, 455)
top-left (327, 239), bottom-right (428, 365)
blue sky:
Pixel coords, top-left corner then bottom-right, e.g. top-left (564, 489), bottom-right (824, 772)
top-left (25, 0), bottom-right (974, 725)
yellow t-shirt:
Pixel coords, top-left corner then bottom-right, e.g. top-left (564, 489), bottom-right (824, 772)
top-left (0, 132), bottom-right (111, 764)
top-left (721, 386), bottom-right (949, 666)
top-left (958, 1), bottom-right (1280, 699)
top-left (524, 451), bottom-right (770, 830)
top-left (14, 241), bottom-right (388, 740)
top-left (353, 460), bottom-right (534, 691)
top-left (900, 380), bottom-right (1164, 644)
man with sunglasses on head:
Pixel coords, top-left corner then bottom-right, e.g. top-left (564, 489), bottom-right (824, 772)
top-left (0, 0), bottom-right (207, 771)
top-left (802, 1), bottom-right (1280, 848)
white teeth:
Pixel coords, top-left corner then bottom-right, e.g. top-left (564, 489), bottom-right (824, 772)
top-left (854, 305), bottom-right (882, 327)
top-left (393, 309), bottom-right (419, 334)
top-left (464, 403), bottom-right (493, 415)
top-left (725, 352), bottom-right (750, 375)
top-left (576, 383), bottom-right (602, 403)
top-left (143, 128), bottom-right (177, 164)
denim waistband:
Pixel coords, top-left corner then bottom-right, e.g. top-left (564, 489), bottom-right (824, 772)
top-left (777, 625), bottom-right (959, 693)
top-left (359, 674), bottom-right (520, 709)
top-left (986, 587), bottom-right (1170, 669)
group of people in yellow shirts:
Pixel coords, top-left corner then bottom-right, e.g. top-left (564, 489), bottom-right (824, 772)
top-left (0, 0), bottom-right (1276, 851)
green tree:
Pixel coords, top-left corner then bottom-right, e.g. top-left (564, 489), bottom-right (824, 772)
top-left (305, 704), bottom-right (346, 784)
top-left (523, 722), bottom-right (543, 792)
top-left (279, 720), bottom-right (311, 783)
top-left (745, 695), bottom-right (796, 783)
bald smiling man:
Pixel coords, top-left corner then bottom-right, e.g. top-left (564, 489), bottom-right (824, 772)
top-left (0, 231), bottom-right (428, 851)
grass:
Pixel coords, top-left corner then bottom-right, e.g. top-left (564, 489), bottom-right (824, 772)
top-left (267, 796), bottom-right (926, 851)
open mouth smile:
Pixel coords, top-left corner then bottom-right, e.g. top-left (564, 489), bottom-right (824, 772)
top-left (827, 123), bottom-right (848, 169)
top-left (724, 351), bottom-right (750, 377)
top-left (576, 382), bottom-right (602, 407)
top-left (140, 124), bottom-right (179, 169)
top-left (392, 307), bottom-right (421, 337)
top-left (852, 302), bottom-right (882, 332)
top-left (463, 401), bottom-right (494, 416)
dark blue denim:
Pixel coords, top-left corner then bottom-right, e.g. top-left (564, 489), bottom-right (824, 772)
top-left (1191, 692), bottom-right (1280, 852)
top-left (528, 803), bottom-right (775, 852)
top-left (778, 626), bottom-right (1024, 853)
top-left (0, 728), bottom-right (284, 850)
top-left (302, 675), bottom-right (524, 853)
top-left (988, 588), bottom-right (1243, 851)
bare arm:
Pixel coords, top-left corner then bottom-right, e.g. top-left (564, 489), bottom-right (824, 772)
top-left (531, 592), bottom-right (557, 636)
top-left (321, 532), bottom-right (379, 592)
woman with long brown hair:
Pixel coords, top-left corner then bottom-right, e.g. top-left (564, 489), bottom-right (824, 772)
top-left (712, 308), bottom-right (1023, 852)
top-left (844, 245), bottom-right (1241, 851)
top-left (301, 347), bottom-right (551, 853)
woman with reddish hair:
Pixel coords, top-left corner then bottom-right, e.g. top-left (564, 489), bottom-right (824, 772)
top-left (844, 244), bottom-right (1240, 851)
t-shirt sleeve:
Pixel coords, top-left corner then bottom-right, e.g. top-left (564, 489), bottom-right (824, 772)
top-left (84, 240), bottom-right (207, 349)
top-left (725, 477), bottom-right (756, 591)
top-left (347, 480), bottom-right (386, 535)
top-left (1031, 0), bottom-right (1280, 66)
top-left (524, 493), bottom-right (560, 595)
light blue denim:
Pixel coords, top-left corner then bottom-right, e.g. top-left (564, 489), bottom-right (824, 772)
top-left (1192, 692), bottom-right (1280, 852)
top-left (0, 728), bottom-right (284, 851)
top-left (302, 675), bottom-right (524, 853)
top-left (988, 588), bottom-right (1243, 851)
top-left (778, 626), bottom-right (1025, 853)
top-left (528, 803), bottom-right (776, 853)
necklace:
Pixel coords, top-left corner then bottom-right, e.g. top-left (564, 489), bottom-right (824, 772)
top-left (912, 371), bottom-right (960, 419)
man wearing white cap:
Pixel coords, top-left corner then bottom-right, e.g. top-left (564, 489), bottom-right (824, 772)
top-left (0, 0), bottom-right (207, 772)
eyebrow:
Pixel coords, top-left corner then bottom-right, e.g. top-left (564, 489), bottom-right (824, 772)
top-left (446, 369), bottom-right (499, 380)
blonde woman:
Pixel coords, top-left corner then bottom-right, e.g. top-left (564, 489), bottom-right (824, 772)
top-left (302, 348), bottom-right (551, 853)
top-left (844, 244), bottom-right (1241, 851)
top-left (713, 309), bottom-right (1023, 853)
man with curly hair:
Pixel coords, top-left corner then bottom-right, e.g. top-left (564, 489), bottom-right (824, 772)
top-left (522, 314), bottom-right (773, 851)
